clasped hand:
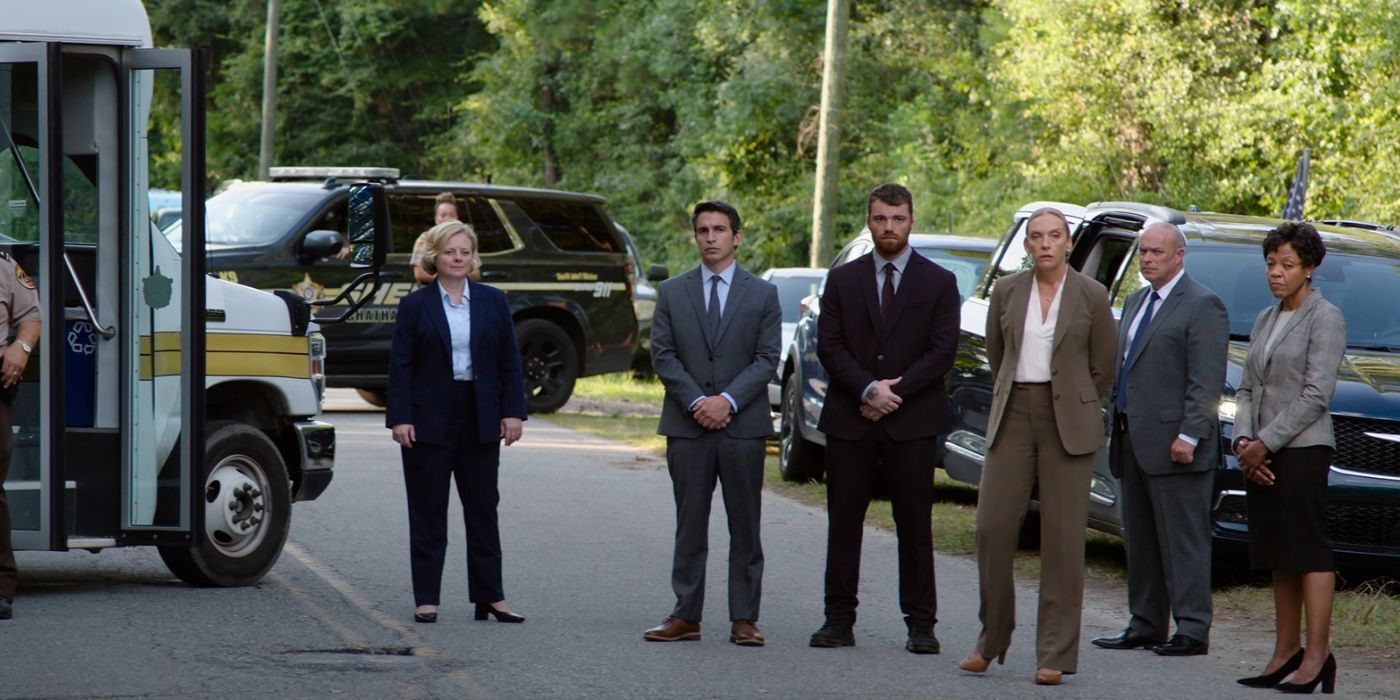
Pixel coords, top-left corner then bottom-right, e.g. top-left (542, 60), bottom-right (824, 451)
top-left (692, 395), bottom-right (732, 430)
top-left (859, 377), bottom-right (903, 422)
top-left (1235, 437), bottom-right (1274, 486)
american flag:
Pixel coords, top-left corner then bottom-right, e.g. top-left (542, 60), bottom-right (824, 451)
top-left (1281, 148), bottom-right (1311, 220)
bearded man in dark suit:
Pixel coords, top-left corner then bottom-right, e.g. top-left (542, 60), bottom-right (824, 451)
top-left (809, 183), bottom-right (961, 654)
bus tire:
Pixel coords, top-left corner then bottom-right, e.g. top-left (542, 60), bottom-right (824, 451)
top-left (517, 319), bottom-right (578, 414)
top-left (160, 421), bottom-right (292, 587)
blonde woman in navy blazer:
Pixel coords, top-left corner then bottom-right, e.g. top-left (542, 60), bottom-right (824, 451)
top-left (387, 220), bottom-right (528, 624)
top-left (1233, 222), bottom-right (1345, 693)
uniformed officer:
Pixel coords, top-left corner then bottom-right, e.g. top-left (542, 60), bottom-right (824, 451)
top-left (0, 250), bottom-right (41, 621)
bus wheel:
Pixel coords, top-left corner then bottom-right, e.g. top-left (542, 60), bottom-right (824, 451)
top-left (517, 319), bottom-right (578, 414)
top-left (160, 421), bottom-right (292, 587)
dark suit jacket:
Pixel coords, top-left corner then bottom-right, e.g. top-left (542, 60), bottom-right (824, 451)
top-left (651, 264), bottom-right (782, 440)
top-left (816, 250), bottom-right (961, 442)
top-left (1109, 273), bottom-right (1230, 476)
top-left (386, 280), bottom-right (528, 446)
top-left (985, 269), bottom-right (1118, 457)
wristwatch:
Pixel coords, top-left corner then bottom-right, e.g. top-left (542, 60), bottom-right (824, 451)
top-left (15, 339), bottom-right (31, 353)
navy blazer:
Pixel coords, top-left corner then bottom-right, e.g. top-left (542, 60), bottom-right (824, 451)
top-left (816, 250), bottom-right (961, 441)
top-left (386, 281), bottom-right (528, 446)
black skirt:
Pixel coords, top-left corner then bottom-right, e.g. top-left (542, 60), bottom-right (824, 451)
top-left (1245, 445), bottom-right (1334, 572)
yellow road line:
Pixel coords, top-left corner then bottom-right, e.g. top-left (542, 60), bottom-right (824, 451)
top-left (281, 542), bottom-right (492, 699)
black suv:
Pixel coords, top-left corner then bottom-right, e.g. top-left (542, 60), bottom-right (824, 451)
top-left (949, 201), bottom-right (1400, 569)
top-left (170, 167), bottom-right (639, 413)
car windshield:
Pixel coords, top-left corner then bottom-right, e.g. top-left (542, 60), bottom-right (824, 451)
top-left (1179, 245), bottom-right (1400, 350)
top-left (164, 187), bottom-right (325, 251)
top-left (769, 273), bottom-right (824, 323)
top-left (916, 246), bottom-right (992, 300)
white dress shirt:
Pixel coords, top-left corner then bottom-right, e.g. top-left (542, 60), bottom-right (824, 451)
top-left (1123, 268), bottom-right (1197, 447)
top-left (1014, 271), bottom-right (1066, 383)
top-left (441, 284), bottom-right (473, 381)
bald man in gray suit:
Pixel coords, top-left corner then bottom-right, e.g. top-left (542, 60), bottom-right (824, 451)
top-left (1093, 222), bottom-right (1230, 657)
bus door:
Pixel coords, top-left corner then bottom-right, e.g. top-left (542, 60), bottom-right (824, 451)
top-left (117, 48), bottom-right (205, 547)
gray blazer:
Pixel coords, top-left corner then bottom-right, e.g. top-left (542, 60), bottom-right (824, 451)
top-left (1234, 289), bottom-right (1347, 452)
top-left (651, 264), bottom-right (782, 439)
top-left (1111, 273), bottom-right (1231, 476)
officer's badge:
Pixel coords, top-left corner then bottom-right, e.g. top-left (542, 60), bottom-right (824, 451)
top-left (15, 264), bottom-right (35, 290)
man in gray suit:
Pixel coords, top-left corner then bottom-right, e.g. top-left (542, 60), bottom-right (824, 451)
top-left (644, 200), bottom-right (782, 646)
top-left (1093, 222), bottom-right (1230, 657)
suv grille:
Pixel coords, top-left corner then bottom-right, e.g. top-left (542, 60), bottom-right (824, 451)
top-left (1214, 494), bottom-right (1400, 550)
top-left (1332, 416), bottom-right (1400, 478)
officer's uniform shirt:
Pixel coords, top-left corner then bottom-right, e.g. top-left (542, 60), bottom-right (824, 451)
top-left (0, 252), bottom-right (40, 348)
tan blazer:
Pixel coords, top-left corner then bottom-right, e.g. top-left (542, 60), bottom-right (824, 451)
top-left (1234, 288), bottom-right (1346, 452)
top-left (984, 269), bottom-right (1118, 455)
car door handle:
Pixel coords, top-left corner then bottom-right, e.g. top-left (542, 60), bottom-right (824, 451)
top-left (480, 270), bottom-right (507, 279)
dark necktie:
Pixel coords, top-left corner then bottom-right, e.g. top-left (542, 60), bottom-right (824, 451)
top-left (881, 263), bottom-right (896, 320)
top-left (1115, 290), bottom-right (1160, 413)
top-left (707, 274), bottom-right (722, 336)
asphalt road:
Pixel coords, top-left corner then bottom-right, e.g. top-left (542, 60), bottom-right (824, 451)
top-left (2, 393), bottom-right (1395, 698)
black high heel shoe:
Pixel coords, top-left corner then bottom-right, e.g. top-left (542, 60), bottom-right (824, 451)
top-left (1237, 649), bottom-right (1304, 687)
top-left (414, 610), bottom-right (438, 624)
top-left (475, 603), bottom-right (525, 623)
top-left (1276, 653), bottom-right (1336, 694)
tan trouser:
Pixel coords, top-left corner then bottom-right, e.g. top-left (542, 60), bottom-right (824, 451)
top-left (974, 383), bottom-right (1093, 673)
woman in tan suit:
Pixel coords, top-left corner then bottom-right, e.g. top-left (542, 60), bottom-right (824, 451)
top-left (958, 208), bottom-right (1117, 686)
top-left (1233, 222), bottom-right (1345, 694)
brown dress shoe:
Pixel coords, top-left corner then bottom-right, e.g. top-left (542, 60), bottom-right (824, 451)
top-left (643, 616), bottom-right (700, 642)
top-left (730, 620), bottom-right (765, 647)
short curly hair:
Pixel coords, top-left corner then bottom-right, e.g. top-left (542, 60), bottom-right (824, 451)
top-left (1263, 221), bottom-right (1326, 268)
top-left (419, 220), bottom-right (479, 276)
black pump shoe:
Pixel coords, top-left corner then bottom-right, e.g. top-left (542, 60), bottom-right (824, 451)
top-left (1276, 653), bottom-right (1336, 694)
top-left (414, 611), bottom-right (438, 624)
top-left (1237, 649), bottom-right (1304, 688)
top-left (475, 604), bottom-right (525, 623)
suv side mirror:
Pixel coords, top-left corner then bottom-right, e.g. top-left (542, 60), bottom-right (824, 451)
top-left (300, 229), bottom-right (345, 264)
top-left (346, 182), bottom-right (390, 270)
top-left (646, 263), bottom-right (670, 282)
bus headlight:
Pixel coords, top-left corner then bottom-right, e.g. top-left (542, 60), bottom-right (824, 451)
top-left (308, 331), bottom-right (326, 406)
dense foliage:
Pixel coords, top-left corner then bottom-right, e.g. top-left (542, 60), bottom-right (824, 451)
top-left (150, 0), bottom-right (1400, 272)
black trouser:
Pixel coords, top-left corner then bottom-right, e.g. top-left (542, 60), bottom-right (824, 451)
top-left (401, 381), bottom-right (504, 607)
top-left (823, 428), bottom-right (938, 630)
top-left (0, 401), bottom-right (15, 603)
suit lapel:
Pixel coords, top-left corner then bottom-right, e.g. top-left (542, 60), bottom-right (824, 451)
top-left (467, 281), bottom-right (485, 363)
top-left (1125, 277), bottom-right (1186, 372)
top-left (854, 255), bottom-right (882, 333)
top-left (1052, 271), bottom-right (1080, 352)
top-left (1005, 273), bottom-right (1030, 360)
top-left (425, 282), bottom-right (453, 360)
top-left (715, 265), bottom-right (751, 345)
top-left (1119, 287), bottom-right (1144, 363)
top-left (684, 267), bottom-right (715, 350)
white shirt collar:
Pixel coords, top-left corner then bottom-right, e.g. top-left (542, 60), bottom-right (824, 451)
top-left (1148, 267), bottom-right (1186, 301)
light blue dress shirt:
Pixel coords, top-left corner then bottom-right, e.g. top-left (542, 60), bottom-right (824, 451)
top-left (691, 262), bottom-right (739, 415)
top-left (441, 285), bottom-right (473, 381)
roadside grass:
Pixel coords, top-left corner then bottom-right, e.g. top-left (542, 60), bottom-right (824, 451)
top-left (550, 374), bottom-right (1399, 655)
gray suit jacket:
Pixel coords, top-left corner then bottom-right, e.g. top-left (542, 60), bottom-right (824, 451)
top-left (651, 263), bottom-right (782, 439)
top-left (1234, 289), bottom-right (1346, 453)
top-left (1111, 273), bottom-right (1230, 477)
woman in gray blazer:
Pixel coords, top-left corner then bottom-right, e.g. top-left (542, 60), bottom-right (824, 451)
top-left (1232, 222), bottom-right (1345, 694)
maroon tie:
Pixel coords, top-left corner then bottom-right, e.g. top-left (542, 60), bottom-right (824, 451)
top-left (881, 262), bottom-right (896, 320)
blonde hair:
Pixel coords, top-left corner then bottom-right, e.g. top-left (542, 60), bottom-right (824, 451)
top-left (1026, 207), bottom-right (1072, 236)
top-left (419, 220), bottom-right (479, 276)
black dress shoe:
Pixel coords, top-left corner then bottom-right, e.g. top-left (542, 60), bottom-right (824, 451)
top-left (475, 604), bottom-right (525, 623)
top-left (1151, 634), bottom-right (1208, 656)
top-left (906, 629), bottom-right (940, 654)
top-left (0, 597), bottom-right (12, 620)
top-left (809, 623), bottom-right (855, 648)
top-left (413, 611), bottom-right (437, 623)
top-left (1091, 629), bottom-right (1160, 650)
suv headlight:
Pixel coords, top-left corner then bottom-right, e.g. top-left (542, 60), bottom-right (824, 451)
top-left (1218, 396), bottom-right (1236, 423)
top-left (308, 331), bottom-right (327, 406)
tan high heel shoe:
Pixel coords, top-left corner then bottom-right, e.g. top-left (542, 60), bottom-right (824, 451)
top-left (958, 649), bottom-right (1006, 673)
top-left (1034, 668), bottom-right (1063, 686)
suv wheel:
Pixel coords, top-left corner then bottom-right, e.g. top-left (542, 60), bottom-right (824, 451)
top-left (517, 319), bottom-right (579, 414)
top-left (779, 372), bottom-right (824, 482)
top-left (355, 388), bottom-right (387, 408)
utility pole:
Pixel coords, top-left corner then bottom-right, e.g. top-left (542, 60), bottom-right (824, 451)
top-left (809, 0), bottom-right (850, 267)
top-left (259, 0), bottom-right (281, 180)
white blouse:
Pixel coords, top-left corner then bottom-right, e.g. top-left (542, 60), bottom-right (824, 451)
top-left (1014, 273), bottom-right (1065, 383)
